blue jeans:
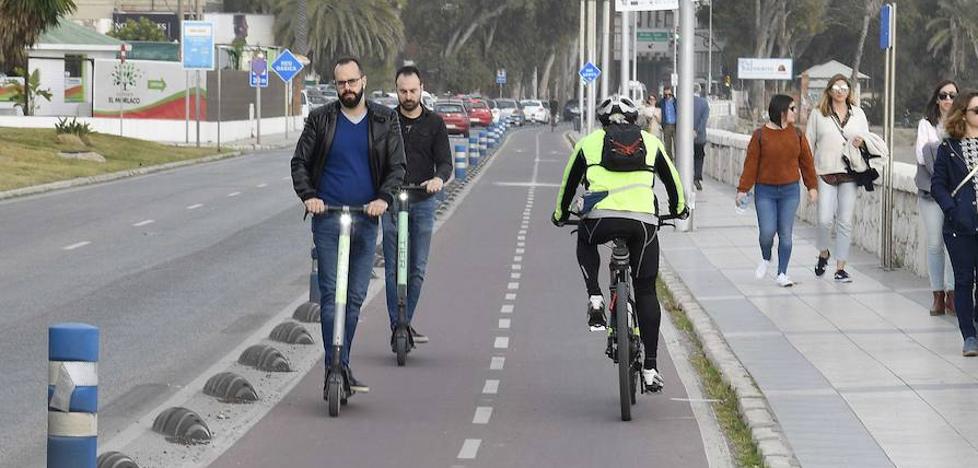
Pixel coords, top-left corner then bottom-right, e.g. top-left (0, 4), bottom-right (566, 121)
top-left (382, 196), bottom-right (437, 329)
top-left (919, 196), bottom-right (954, 290)
top-left (312, 212), bottom-right (379, 368)
top-left (754, 183), bottom-right (800, 275)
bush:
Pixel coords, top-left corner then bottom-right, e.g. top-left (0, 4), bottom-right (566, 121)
top-left (55, 117), bottom-right (95, 145)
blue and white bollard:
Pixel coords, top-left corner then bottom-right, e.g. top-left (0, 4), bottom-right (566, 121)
top-left (478, 131), bottom-right (488, 159)
top-left (468, 136), bottom-right (479, 167)
top-left (454, 144), bottom-right (467, 180)
top-left (487, 129), bottom-right (497, 149)
top-left (48, 323), bottom-right (99, 468)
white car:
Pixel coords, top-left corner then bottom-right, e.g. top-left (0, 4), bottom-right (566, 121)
top-left (520, 99), bottom-right (549, 124)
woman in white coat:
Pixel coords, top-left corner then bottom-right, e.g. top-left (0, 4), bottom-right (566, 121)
top-left (806, 74), bottom-right (870, 283)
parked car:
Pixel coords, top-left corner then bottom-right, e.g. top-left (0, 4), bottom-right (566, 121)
top-left (495, 99), bottom-right (524, 126)
top-left (434, 101), bottom-right (470, 137)
top-left (520, 99), bottom-right (549, 124)
top-left (374, 95), bottom-right (399, 109)
top-left (563, 99), bottom-right (581, 121)
top-left (463, 99), bottom-right (493, 127)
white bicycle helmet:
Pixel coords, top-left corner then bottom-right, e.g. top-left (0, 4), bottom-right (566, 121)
top-left (596, 94), bottom-right (639, 126)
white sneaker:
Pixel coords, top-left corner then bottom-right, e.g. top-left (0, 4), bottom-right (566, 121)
top-left (755, 259), bottom-right (770, 279)
top-left (642, 368), bottom-right (665, 392)
top-left (776, 273), bottom-right (795, 287)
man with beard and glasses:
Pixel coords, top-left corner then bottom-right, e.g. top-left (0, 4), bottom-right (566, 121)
top-left (381, 65), bottom-right (453, 349)
top-left (291, 57), bottom-right (406, 396)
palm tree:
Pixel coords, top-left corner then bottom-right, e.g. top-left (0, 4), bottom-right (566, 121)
top-left (0, 0), bottom-right (76, 70)
top-left (273, 0), bottom-right (403, 69)
top-left (926, 0), bottom-right (978, 76)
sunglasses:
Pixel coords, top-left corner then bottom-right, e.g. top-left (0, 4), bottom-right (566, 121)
top-left (831, 84), bottom-right (850, 93)
top-left (939, 92), bottom-right (957, 101)
top-left (333, 77), bottom-right (363, 88)
top-left (789, 105), bottom-right (797, 112)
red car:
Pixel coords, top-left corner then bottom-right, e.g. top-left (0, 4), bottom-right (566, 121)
top-left (464, 100), bottom-right (493, 127)
top-left (434, 101), bottom-right (470, 137)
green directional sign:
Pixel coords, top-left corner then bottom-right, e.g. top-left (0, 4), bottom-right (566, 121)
top-left (147, 78), bottom-right (167, 91)
top-left (636, 31), bottom-right (670, 42)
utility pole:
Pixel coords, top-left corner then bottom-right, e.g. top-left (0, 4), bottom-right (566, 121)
top-left (601, 0), bottom-right (610, 99)
top-left (578, 0), bottom-right (585, 133)
top-left (677, 0), bottom-right (695, 230)
top-left (587, 0), bottom-right (597, 132)
top-left (620, 9), bottom-right (630, 94)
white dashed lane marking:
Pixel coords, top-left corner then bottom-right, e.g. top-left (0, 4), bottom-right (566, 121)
top-left (498, 318), bottom-right (511, 329)
top-left (512, 264), bottom-right (522, 270)
top-left (500, 304), bottom-right (514, 314)
top-left (490, 356), bottom-right (505, 370)
top-left (132, 219), bottom-right (155, 227)
top-left (457, 439), bottom-right (481, 460)
top-left (187, 203), bottom-right (204, 210)
top-left (494, 337), bottom-right (509, 349)
top-left (505, 293), bottom-right (517, 300)
top-left (473, 407), bottom-right (493, 424)
top-left (257, 183), bottom-right (268, 188)
top-left (483, 379), bottom-right (500, 394)
top-left (63, 241), bottom-right (91, 251)
top-left (507, 282), bottom-right (519, 290)
top-left (227, 192), bottom-right (241, 197)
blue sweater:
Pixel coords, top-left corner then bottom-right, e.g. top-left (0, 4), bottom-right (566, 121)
top-left (318, 113), bottom-right (375, 206)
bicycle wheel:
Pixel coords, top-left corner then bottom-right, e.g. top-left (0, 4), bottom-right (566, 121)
top-left (616, 281), bottom-right (632, 421)
top-left (395, 327), bottom-right (409, 367)
top-left (327, 374), bottom-right (341, 417)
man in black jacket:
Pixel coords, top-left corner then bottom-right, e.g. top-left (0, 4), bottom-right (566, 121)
top-left (291, 57), bottom-right (406, 395)
top-left (382, 65), bottom-right (453, 348)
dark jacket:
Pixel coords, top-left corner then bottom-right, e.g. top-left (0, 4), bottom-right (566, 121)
top-left (932, 138), bottom-right (978, 236)
top-left (291, 100), bottom-right (406, 205)
top-left (396, 105), bottom-right (453, 200)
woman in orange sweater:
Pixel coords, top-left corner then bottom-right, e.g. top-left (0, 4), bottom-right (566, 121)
top-left (737, 95), bottom-right (819, 287)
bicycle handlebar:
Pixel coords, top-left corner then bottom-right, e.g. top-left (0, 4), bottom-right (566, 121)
top-left (561, 211), bottom-right (683, 227)
top-left (398, 184), bottom-right (429, 192)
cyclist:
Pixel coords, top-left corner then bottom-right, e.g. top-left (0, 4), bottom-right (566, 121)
top-left (552, 95), bottom-right (687, 392)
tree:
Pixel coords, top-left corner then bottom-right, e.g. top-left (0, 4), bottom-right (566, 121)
top-left (0, 0), bottom-right (76, 71)
top-left (11, 67), bottom-right (51, 115)
top-left (926, 0), bottom-right (978, 77)
top-left (849, 0), bottom-right (884, 104)
top-left (108, 17), bottom-right (167, 42)
top-left (271, 0), bottom-right (404, 79)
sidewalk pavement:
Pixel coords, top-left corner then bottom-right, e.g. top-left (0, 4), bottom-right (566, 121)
top-left (658, 178), bottom-right (978, 468)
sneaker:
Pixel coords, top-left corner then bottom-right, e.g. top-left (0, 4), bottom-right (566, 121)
top-left (588, 296), bottom-right (607, 331)
top-left (834, 269), bottom-right (852, 283)
top-left (964, 337), bottom-right (978, 357)
top-left (776, 273), bottom-right (795, 287)
top-left (694, 180), bottom-right (703, 191)
top-left (755, 259), bottom-right (770, 279)
top-left (642, 368), bottom-right (665, 392)
top-left (815, 252), bottom-right (830, 277)
top-left (345, 367), bottom-right (370, 393)
top-left (409, 326), bottom-right (429, 344)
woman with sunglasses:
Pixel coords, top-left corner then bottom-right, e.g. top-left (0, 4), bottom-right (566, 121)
top-left (915, 80), bottom-right (958, 316)
top-left (931, 90), bottom-right (978, 356)
top-left (805, 74), bottom-right (870, 283)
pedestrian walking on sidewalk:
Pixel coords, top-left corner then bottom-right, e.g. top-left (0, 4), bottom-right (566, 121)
top-left (931, 90), bottom-right (978, 356)
top-left (693, 83), bottom-right (711, 191)
top-left (737, 95), bottom-right (818, 287)
top-left (638, 94), bottom-right (661, 137)
top-left (291, 57), bottom-right (407, 393)
top-left (916, 80), bottom-right (958, 316)
top-left (806, 74), bottom-right (870, 283)
top-left (382, 65), bottom-right (453, 346)
top-left (658, 86), bottom-right (677, 158)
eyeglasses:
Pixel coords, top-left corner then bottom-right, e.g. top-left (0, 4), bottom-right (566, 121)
top-left (939, 92), bottom-right (957, 101)
top-left (334, 77), bottom-right (362, 89)
top-left (831, 84), bottom-right (850, 93)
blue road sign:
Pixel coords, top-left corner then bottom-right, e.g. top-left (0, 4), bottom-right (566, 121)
top-left (271, 49), bottom-right (304, 83)
top-left (181, 21), bottom-right (215, 70)
top-left (496, 69), bottom-right (507, 85)
top-left (250, 57), bottom-right (269, 88)
top-left (579, 61), bottom-right (601, 83)
top-left (879, 4), bottom-right (893, 50)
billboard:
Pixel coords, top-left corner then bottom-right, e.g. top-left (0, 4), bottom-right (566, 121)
top-left (112, 13), bottom-right (180, 41)
top-left (93, 59), bottom-right (206, 119)
top-left (737, 58), bottom-right (793, 80)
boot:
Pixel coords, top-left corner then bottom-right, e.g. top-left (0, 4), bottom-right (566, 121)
top-left (946, 290), bottom-right (956, 316)
top-left (931, 291), bottom-right (945, 316)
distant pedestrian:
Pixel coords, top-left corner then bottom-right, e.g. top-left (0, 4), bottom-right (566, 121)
top-left (658, 86), bottom-right (677, 157)
top-left (737, 94), bottom-right (818, 287)
top-left (693, 83), bottom-right (710, 191)
top-left (915, 80), bottom-right (958, 316)
top-left (639, 94), bottom-right (661, 137)
top-left (931, 90), bottom-right (978, 356)
top-left (806, 74), bottom-right (870, 283)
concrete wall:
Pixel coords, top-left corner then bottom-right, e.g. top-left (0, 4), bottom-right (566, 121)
top-left (705, 129), bottom-right (927, 277)
top-left (0, 115), bottom-right (302, 144)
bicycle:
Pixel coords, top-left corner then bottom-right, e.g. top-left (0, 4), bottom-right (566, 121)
top-left (390, 184), bottom-right (430, 366)
top-left (563, 211), bottom-right (679, 421)
top-left (317, 205), bottom-right (370, 418)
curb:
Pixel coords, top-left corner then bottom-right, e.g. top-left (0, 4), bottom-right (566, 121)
top-left (566, 130), bottom-right (799, 468)
top-left (0, 140), bottom-right (295, 202)
top-left (659, 264), bottom-right (800, 468)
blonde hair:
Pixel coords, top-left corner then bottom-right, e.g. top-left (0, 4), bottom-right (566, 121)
top-left (817, 74), bottom-right (855, 117)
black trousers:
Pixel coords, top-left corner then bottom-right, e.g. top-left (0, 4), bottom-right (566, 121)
top-left (693, 143), bottom-right (706, 181)
top-left (577, 217), bottom-right (662, 367)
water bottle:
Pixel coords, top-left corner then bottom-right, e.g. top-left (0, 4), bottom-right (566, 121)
top-left (735, 191), bottom-right (752, 215)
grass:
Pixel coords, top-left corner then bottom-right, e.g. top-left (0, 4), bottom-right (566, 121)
top-left (0, 127), bottom-right (225, 192)
top-left (657, 279), bottom-right (765, 468)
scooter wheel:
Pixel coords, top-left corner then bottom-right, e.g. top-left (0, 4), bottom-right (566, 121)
top-left (327, 379), bottom-right (341, 417)
top-left (395, 333), bottom-right (408, 367)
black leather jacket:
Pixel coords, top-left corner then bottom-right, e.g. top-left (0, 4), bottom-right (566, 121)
top-left (290, 100), bottom-right (406, 205)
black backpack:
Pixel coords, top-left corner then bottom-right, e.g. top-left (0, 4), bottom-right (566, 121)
top-left (596, 124), bottom-right (653, 172)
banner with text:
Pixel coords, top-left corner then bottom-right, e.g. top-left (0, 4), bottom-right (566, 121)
top-left (93, 59), bottom-right (206, 119)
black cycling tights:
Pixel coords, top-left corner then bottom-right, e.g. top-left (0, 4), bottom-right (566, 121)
top-left (577, 217), bottom-right (661, 369)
